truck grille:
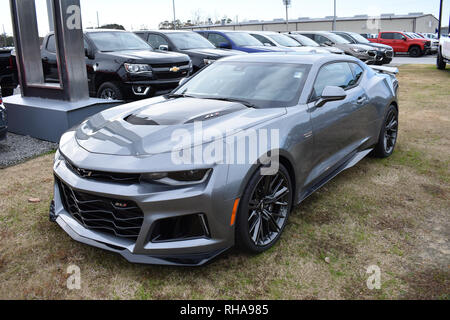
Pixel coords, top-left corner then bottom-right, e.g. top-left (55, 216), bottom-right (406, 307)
top-left (154, 69), bottom-right (189, 80)
top-left (57, 178), bottom-right (144, 240)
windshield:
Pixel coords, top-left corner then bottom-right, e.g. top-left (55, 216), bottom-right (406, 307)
top-left (88, 31), bottom-right (151, 51)
top-left (173, 61), bottom-right (311, 108)
top-left (289, 34), bottom-right (320, 47)
top-left (268, 34), bottom-right (301, 47)
top-left (324, 33), bottom-right (351, 44)
top-left (167, 32), bottom-right (215, 50)
top-left (348, 32), bottom-right (370, 43)
top-left (226, 32), bottom-right (264, 46)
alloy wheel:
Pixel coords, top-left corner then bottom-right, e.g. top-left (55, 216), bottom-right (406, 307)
top-left (247, 172), bottom-right (290, 247)
top-left (384, 109), bottom-right (398, 154)
top-left (100, 88), bottom-right (117, 100)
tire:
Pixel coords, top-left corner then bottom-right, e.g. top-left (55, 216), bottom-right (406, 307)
top-left (437, 49), bottom-right (446, 70)
top-left (235, 164), bottom-right (293, 253)
top-left (372, 105), bottom-right (399, 158)
top-left (97, 82), bottom-right (123, 100)
top-left (408, 46), bottom-right (422, 58)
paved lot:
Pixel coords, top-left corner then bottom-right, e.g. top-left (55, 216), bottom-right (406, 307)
top-left (387, 54), bottom-right (437, 66)
top-left (0, 133), bottom-right (57, 168)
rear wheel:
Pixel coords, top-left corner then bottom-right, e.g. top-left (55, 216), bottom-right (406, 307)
top-left (437, 49), bottom-right (447, 70)
top-left (372, 105), bottom-right (398, 158)
top-left (97, 82), bottom-right (123, 100)
top-left (408, 46), bottom-right (422, 57)
top-left (235, 164), bottom-right (293, 253)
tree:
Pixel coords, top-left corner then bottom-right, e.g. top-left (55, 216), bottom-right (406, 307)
top-left (99, 24), bottom-right (126, 30)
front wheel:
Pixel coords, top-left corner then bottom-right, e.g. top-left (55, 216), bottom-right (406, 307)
top-left (437, 49), bottom-right (447, 70)
top-left (372, 105), bottom-right (399, 158)
top-left (408, 46), bottom-right (422, 57)
top-left (97, 82), bottom-right (123, 100)
top-left (235, 164), bottom-right (293, 253)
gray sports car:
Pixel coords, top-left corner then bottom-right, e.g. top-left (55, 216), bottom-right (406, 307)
top-left (51, 53), bottom-right (399, 266)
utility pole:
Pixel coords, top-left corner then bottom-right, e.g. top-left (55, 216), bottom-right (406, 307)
top-left (438, 0), bottom-right (443, 38)
top-left (332, 0), bottom-right (337, 31)
top-left (97, 11), bottom-right (100, 28)
top-left (46, 0), bottom-right (54, 32)
top-left (172, 0), bottom-right (177, 29)
top-left (283, 0), bottom-right (291, 31)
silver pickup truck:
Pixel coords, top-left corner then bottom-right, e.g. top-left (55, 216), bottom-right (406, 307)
top-left (437, 34), bottom-right (450, 70)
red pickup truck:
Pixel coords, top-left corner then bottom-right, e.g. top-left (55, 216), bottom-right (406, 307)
top-left (369, 32), bottom-right (431, 57)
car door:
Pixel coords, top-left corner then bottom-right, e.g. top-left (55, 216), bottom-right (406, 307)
top-left (306, 62), bottom-right (368, 185)
top-left (392, 32), bottom-right (408, 52)
top-left (41, 34), bottom-right (60, 83)
top-left (380, 32), bottom-right (398, 51)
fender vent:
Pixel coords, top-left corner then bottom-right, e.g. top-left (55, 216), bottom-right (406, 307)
top-left (125, 114), bottom-right (159, 125)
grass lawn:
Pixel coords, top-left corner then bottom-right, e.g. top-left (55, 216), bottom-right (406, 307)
top-left (0, 65), bottom-right (448, 300)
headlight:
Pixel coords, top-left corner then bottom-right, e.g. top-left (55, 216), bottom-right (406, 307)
top-left (124, 63), bottom-right (152, 74)
top-left (203, 59), bottom-right (216, 65)
top-left (140, 169), bottom-right (211, 186)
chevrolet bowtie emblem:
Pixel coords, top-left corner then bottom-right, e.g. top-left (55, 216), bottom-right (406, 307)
top-left (169, 66), bottom-right (180, 72)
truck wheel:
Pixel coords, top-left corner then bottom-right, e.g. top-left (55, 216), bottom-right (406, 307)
top-left (0, 87), bottom-right (14, 97)
top-left (97, 82), bottom-right (123, 100)
top-left (408, 46), bottom-right (422, 58)
top-left (437, 49), bottom-right (446, 70)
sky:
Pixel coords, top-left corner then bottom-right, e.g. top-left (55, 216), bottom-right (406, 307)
top-left (0, 0), bottom-right (448, 36)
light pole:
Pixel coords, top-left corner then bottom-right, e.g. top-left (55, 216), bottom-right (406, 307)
top-left (332, 0), bottom-right (337, 31)
top-left (172, 0), bottom-right (177, 29)
top-left (438, 0), bottom-right (443, 38)
top-left (283, 0), bottom-right (291, 31)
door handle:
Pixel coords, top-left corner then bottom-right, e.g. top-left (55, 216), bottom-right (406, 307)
top-left (357, 96), bottom-right (367, 105)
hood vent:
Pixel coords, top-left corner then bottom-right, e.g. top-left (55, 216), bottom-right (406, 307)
top-left (125, 114), bottom-right (159, 126)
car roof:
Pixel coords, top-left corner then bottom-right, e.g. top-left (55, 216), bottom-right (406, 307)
top-left (84, 29), bottom-right (127, 33)
top-left (217, 52), bottom-right (358, 64)
top-left (137, 30), bottom-right (194, 34)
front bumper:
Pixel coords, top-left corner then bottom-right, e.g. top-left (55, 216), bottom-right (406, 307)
top-left (52, 144), bottom-right (237, 266)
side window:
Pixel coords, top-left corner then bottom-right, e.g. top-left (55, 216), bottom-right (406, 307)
top-left (339, 33), bottom-right (354, 43)
top-left (147, 34), bottom-right (168, 49)
top-left (393, 33), bottom-right (405, 40)
top-left (302, 34), bottom-right (314, 40)
top-left (46, 35), bottom-right (56, 53)
top-left (381, 33), bottom-right (394, 40)
top-left (207, 33), bottom-right (229, 47)
top-left (135, 33), bottom-right (147, 40)
top-left (252, 34), bottom-right (274, 46)
top-left (314, 35), bottom-right (330, 45)
top-left (312, 62), bottom-right (355, 100)
top-left (349, 63), bottom-right (364, 84)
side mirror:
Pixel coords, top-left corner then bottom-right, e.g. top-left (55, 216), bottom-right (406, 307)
top-left (159, 44), bottom-right (169, 51)
top-left (218, 42), bottom-right (231, 49)
top-left (263, 42), bottom-right (273, 47)
top-left (315, 86), bottom-right (347, 108)
top-left (402, 37), bottom-right (407, 41)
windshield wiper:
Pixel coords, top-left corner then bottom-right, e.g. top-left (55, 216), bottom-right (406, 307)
top-left (203, 97), bottom-right (257, 109)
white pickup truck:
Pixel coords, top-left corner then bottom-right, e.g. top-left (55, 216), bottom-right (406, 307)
top-left (437, 34), bottom-right (450, 70)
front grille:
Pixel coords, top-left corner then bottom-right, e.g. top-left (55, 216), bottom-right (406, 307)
top-left (154, 69), bottom-right (189, 80)
top-left (64, 158), bottom-right (140, 184)
top-left (57, 178), bottom-right (144, 240)
top-left (150, 61), bottom-right (190, 68)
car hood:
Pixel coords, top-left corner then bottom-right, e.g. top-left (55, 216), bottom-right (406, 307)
top-left (75, 97), bottom-right (286, 156)
top-left (349, 44), bottom-right (376, 51)
top-left (243, 46), bottom-right (290, 52)
top-left (180, 48), bottom-right (244, 58)
top-left (100, 49), bottom-right (189, 64)
top-left (364, 42), bottom-right (392, 50)
top-left (322, 46), bottom-right (344, 53)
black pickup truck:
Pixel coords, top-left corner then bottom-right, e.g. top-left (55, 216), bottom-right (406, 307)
top-left (0, 47), bottom-right (18, 97)
top-left (41, 30), bottom-right (193, 100)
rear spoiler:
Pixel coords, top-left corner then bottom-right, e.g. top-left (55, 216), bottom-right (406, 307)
top-left (370, 65), bottom-right (399, 75)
